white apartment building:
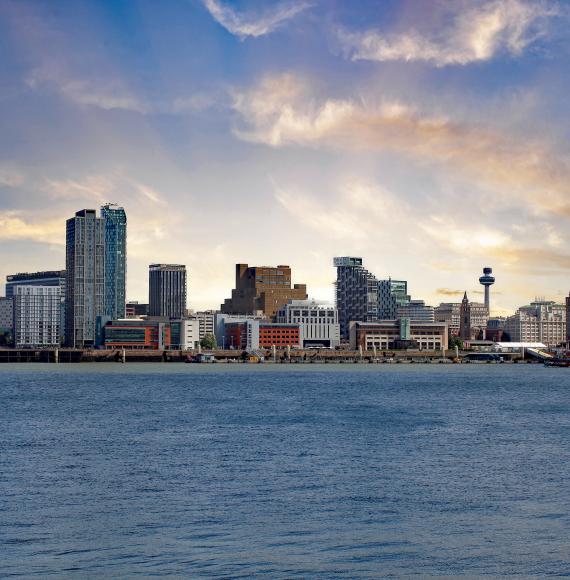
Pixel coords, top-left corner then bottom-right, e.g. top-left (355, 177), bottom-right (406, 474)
top-left (504, 301), bottom-right (565, 347)
top-left (276, 300), bottom-right (340, 348)
top-left (13, 286), bottom-right (61, 347)
top-left (193, 311), bottom-right (216, 340)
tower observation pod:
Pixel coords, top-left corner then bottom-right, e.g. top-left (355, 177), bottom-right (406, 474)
top-left (479, 267), bottom-right (495, 312)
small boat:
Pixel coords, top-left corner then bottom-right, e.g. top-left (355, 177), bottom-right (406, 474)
top-left (544, 358), bottom-right (570, 368)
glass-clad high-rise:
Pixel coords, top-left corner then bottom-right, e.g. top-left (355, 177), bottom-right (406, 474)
top-left (101, 204), bottom-right (127, 319)
top-left (65, 209), bottom-right (105, 347)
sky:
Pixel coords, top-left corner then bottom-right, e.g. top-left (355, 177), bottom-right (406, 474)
top-left (1, 0), bottom-right (569, 315)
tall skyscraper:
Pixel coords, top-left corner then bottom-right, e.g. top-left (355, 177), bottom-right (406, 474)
top-left (65, 209), bottom-right (105, 348)
top-left (149, 264), bottom-right (187, 318)
top-left (101, 204), bottom-right (127, 319)
top-left (334, 257), bottom-right (410, 339)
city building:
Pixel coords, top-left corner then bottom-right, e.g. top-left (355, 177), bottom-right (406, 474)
top-left (0, 297), bottom-right (13, 345)
top-left (65, 209), bottom-right (105, 348)
top-left (485, 317), bottom-right (506, 342)
top-left (193, 310), bottom-right (216, 340)
top-left (101, 318), bottom-right (171, 350)
top-left (221, 264), bottom-right (307, 319)
top-left (101, 204), bottom-right (127, 319)
top-left (13, 286), bottom-right (61, 347)
top-left (276, 300), bottom-right (340, 348)
top-left (149, 264), bottom-right (187, 318)
top-left (504, 300), bottom-right (566, 347)
top-left (214, 312), bottom-right (267, 348)
top-left (126, 301), bottom-right (149, 318)
top-left (334, 257), bottom-right (410, 339)
top-left (170, 318), bottom-right (200, 350)
top-left (396, 300), bottom-right (435, 322)
top-left (224, 320), bottom-right (301, 350)
top-left (6, 270), bottom-right (66, 342)
top-left (479, 267), bottom-right (495, 312)
top-left (460, 292), bottom-right (489, 340)
top-left (434, 303), bottom-right (461, 336)
top-left (349, 320), bottom-right (448, 351)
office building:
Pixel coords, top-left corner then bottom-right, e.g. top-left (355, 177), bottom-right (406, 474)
top-left (6, 270), bottom-right (66, 342)
top-left (221, 264), bottom-right (307, 319)
top-left (224, 320), bottom-right (301, 350)
top-left (65, 209), bottom-right (105, 348)
top-left (504, 300), bottom-right (565, 346)
top-left (434, 303), bottom-right (461, 336)
top-left (0, 297), bottom-right (13, 331)
top-left (126, 301), bottom-right (149, 318)
top-left (214, 312), bottom-right (267, 348)
top-left (0, 296), bottom-right (13, 345)
top-left (276, 300), bottom-right (340, 348)
top-left (101, 204), bottom-right (127, 319)
top-left (13, 286), bottom-right (61, 347)
top-left (170, 318), bottom-right (200, 350)
top-left (101, 318), bottom-right (171, 350)
top-left (349, 320), bottom-right (448, 351)
top-left (396, 300), bottom-right (435, 322)
top-left (149, 264), bottom-right (187, 318)
top-left (334, 257), bottom-right (410, 339)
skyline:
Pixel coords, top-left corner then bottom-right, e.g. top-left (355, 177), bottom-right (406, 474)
top-left (2, 0), bottom-right (570, 314)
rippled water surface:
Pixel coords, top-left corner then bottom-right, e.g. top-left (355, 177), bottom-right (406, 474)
top-left (2, 363), bottom-right (570, 577)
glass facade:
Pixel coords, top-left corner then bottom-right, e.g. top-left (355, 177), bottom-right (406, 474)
top-left (101, 204), bottom-right (127, 319)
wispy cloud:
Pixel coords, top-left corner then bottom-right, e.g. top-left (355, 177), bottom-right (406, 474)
top-left (338, 0), bottom-right (559, 66)
top-left (232, 73), bottom-right (570, 219)
top-left (202, 0), bottom-right (311, 39)
top-left (27, 67), bottom-right (149, 113)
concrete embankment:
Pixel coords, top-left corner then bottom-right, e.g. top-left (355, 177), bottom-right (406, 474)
top-left (0, 348), bottom-right (529, 364)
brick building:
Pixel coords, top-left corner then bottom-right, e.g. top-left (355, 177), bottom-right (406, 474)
top-left (221, 264), bottom-right (307, 319)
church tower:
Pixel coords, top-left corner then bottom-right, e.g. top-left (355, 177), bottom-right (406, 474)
top-left (460, 292), bottom-right (471, 341)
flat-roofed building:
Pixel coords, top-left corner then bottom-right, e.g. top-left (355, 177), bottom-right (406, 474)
top-left (13, 285), bottom-right (62, 347)
top-left (225, 320), bottom-right (301, 350)
top-left (149, 264), bottom-right (187, 319)
top-left (397, 300), bottom-right (434, 322)
top-left (0, 297), bottom-right (13, 331)
top-left (349, 320), bottom-right (448, 351)
top-left (221, 264), bottom-right (307, 319)
top-left (126, 301), bottom-right (149, 318)
top-left (102, 318), bottom-right (171, 350)
top-left (504, 301), bottom-right (565, 347)
top-left (276, 300), bottom-right (340, 348)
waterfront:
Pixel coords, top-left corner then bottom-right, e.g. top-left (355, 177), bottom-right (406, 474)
top-left (2, 365), bottom-right (570, 577)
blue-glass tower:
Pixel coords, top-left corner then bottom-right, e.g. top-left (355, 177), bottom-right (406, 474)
top-left (101, 204), bottom-right (127, 320)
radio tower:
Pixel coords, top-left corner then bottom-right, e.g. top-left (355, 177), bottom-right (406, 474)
top-left (479, 267), bottom-right (495, 313)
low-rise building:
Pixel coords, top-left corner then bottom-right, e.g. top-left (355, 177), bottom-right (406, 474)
top-left (125, 302), bottom-right (149, 317)
top-left (504, 301), bottom-right (565, 347)
top-left (396, 300), bottom-right (435, 322)
top-left (349, 320), bottom-right (448, 351)
top-left (214, 312), bottom-right (267, 348)
top-left (276, 300), bottom-right (340, 348)
top-left (193, 310), bottom-right (216, 340)
top-left (225, 320), bottom-right (301, 350)
top-left (13, 286), bottom-right (61, 347)
top-left (102, 318), bottom-right (171, 350)
top-left (434, 303), bottom-right (461, 336)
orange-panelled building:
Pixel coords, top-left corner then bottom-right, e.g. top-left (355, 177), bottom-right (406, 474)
top-left (224, 321), bottom-right (301, 350)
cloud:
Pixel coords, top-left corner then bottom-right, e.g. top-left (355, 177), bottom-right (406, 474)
top-left (274, 178), bottom-right (409, 241)
top-left (436, 288), bottom-right (466, 297)
top-left (0, 212), bottom-right (62, 244)
top-left (232, 73), bottom-right (570, 220)
top-left (26, 66), bottom-right (149, 113)
top-left (202, 0), bottom-right (311, 39)
top-left (337, 0), bottom-right (559, 66)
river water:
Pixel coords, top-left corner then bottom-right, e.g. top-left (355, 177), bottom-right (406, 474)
top-left (2, 364), bottom-right (570, 577)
